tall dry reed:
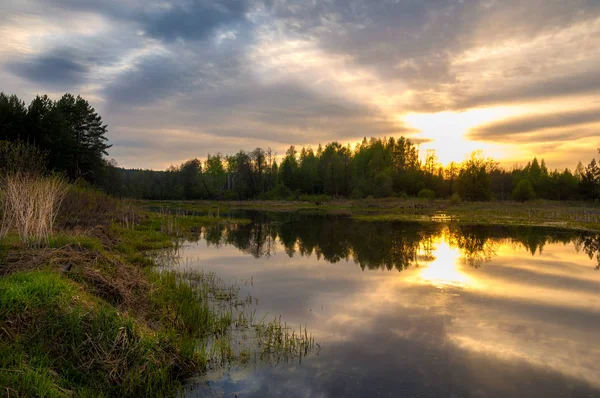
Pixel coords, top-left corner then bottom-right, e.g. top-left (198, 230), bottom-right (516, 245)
top-left (0, 173), bottom-right (68, 246)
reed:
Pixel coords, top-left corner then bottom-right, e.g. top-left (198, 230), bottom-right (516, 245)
top-left (0, 173), bottom-right (68, 246)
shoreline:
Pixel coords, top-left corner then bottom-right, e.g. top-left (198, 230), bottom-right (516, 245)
top-left (143, 198), bottom-right (600, 232)
top-left (0, 207), bottom-right (262, 397)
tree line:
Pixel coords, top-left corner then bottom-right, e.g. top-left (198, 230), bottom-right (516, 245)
top-left (0, 92), bottom-right (115, 187)
top-left (1, 92), bottom-right (599, 202)
top-left (120, 140), bottom-right (600, 202)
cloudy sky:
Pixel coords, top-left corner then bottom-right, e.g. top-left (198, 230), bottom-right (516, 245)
top-left (1, 0), bottom-right (599, 169)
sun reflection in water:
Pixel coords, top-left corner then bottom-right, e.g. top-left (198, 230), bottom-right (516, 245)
top-left (416, 240), bottom-right (473, 288)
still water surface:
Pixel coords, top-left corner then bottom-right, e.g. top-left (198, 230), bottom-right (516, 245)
top-left (173, 212), bottom-right (600, 398)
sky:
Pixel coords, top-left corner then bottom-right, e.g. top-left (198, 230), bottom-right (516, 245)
top-left (1, 0), bottom-right (599, 170)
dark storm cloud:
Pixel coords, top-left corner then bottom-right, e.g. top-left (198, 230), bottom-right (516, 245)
top-left (47, 0), bottom-right (253, 42)
top-left (138, 0), bottom-right (251, 41)
top-left (9, 50), bottom-right (88, 87)
top-left (104, 56), bottom-right (188, 106)
top-left (102, 31), bottom-right (253, 108)
top-left (469, 108), bottom-right (600, 141)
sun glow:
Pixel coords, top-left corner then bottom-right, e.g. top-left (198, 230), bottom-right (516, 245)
top-left (416, 240), bottom-right (474, 288)
top-left (403, 107), bottom-right (521, 165)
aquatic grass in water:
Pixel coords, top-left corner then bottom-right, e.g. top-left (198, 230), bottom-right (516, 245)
top-left (254, 316), bottom-right (317, 364)
top-left (155, 265), bottom-right (318, 369)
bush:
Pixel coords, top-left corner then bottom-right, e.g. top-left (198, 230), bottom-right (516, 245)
top-left (58, 185), bottom-right (119, 227)
top-left (513, 179), bottom-right (536, 202)
top-left (1, 173), bottom-right (68, 246)
top-left (287, 189), bottom-right (302, 201)
top-left (260, 184), bottom-right (291, 200)
top-left (350, 188), bottom-right (363, 199)
top-left (299, 194), bottom-right (332, 204)
top-left (418, 189), bottom-right (435, 200)
top-left (450, 193), bottom-right (461, 205)
top-left (0, 140), bottom-right (47, 176)
top-left (373, 171), bottom-right (394, 198)
top-left (396, 191), bottom-right (409, 199)
top-left (221, 191), bottom-right (238, 201)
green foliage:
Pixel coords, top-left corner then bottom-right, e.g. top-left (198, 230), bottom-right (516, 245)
top-left (396, 191), bottom-right (409, 199)
top-left (47, 233), bottom-right (103, 251)
top-left (581, 157), bottom-right (600, 201)
top-left (513, 179), bottom-right (536, 202)
top-left (457, 151), bottom-right (496, 201)
top-left (418, 188), bottom-right (435, 200)
top-left (58, 184), bottom-right (120, 227)
top-left (0, 140), bottom-right (48, 176)
top-left (450, 193), bottom-right (461, 205)
top-left (260, 184), bottom-right (292, 200)
top-left (0, 92), bottom-right (111, 183)
top-left (280, 146), bottom-right (300, 191)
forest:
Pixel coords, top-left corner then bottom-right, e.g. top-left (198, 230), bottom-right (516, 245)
top-left (2, 92), bottom-right (600, 202)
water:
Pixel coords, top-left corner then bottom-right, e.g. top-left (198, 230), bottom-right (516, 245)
top-left (173, 212), bottom-right (600, 398)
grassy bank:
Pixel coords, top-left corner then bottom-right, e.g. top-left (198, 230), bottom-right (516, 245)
top-left (0, 191), bottom-right (314, 397)
top-left (142, 198), bottom-right (600, 231)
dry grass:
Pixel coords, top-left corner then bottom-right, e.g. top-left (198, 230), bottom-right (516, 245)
top-left (1, 173), bottom-right (68, 246)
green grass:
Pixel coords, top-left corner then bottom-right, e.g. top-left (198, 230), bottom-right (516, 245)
top-left (111, 211), bottom-right (250, 255)
top-left (47, 233), bottom-right (104, 251)
top-left (0, 204), bottom-right (313, 397)
top-left (113, 226), bottom-right (174, 253)
top-left (0, 270), bottom-right (74, 314)
top-left (0, 271), bottom-right (194, 397)
top-left (0, 268), bottom-right (254, 396)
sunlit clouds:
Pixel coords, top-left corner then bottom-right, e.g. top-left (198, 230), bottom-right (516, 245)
top-left (404, 107), bottom-right (522, 165)
top-left (1, 1), bottom-right (599, 169)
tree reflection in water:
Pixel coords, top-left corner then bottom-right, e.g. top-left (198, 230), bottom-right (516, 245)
top-left (194, 212), bottom-right (600, 271)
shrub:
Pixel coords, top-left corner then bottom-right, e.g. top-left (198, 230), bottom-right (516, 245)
top-left (513, 179), bottom-right (536, 202)
top-left (373, 171), bottom-right (394, 198)
top-left (58, 185), bottom-right (120, 227)
top-left (299, 194), bottom-right (332, 204)
top-left (350, 188), bottom-right (363, 199)
top-left (450, 193), bottom-right (461, 205)
top-left (1, 173), bottom-right (68, 246)
top-left (0, 140), bottom-right (47, 176)
top-left (418, 189), bottom-right (435, 200)
top-left (260, 184), bottom-right (291, 200)
top-left (221, 191), bottom-right (238, 201)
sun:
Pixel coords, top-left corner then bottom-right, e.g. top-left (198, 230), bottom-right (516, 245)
top-left (402, 107), bottom-right (519, 166)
